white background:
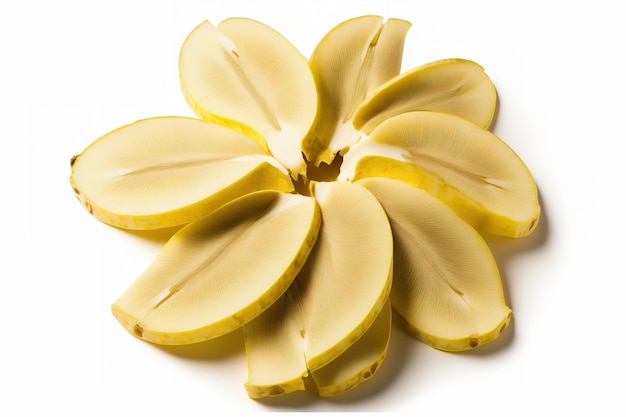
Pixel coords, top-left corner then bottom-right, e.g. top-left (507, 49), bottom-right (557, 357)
top-left (3, 0), bottom-right (624, 414)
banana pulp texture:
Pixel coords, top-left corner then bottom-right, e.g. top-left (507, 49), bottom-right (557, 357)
top-left (311, 300), bottom-right (392, 397)
top-left (353, 58), bottom-right (497, 134)
top-left (341, 111), bottom-right (540, 237)
top-left (179, 18), bottom-right (317, 176)
top-left (70, 117), bottom-right (293, 230)
top-left (306, 15), bottom-right (411, 167)
top-left (358, 177), bottom-right (511, 351)
top-left (69, 13), bottom-right (542, 400)
top-left (244, 181), bottom-right (393, 398)
top-left (112, 190), bottom-right (320, 345)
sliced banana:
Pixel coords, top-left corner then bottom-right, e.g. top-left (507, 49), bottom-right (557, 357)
top-left (111, 190), bottom-right (320, 345)
top-left (179, 18), bottom-right (317, 175)
top-left (358, 178), bottom-right (511, 351)
top-left (243, 293), bottom-right (308, 398)
top-left (306, 15), bottom-right (411, 166)
top-left (243, 181), bottom-right (393, 397)
top-left (301, 181), bottom-right (393, 370)
top-left (311, 300), bottom-right (392, 397)
top-left (341, 111), bottom-right (540, 237)
top-left (70, 12), bottom-right (543, 399)
top-left (354, 58), bottom-right (497, 134)
top-left (70, 117), bottom-right (293, 229)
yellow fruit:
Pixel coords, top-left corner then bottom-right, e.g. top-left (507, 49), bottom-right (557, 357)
top-left (71, 14), bottom-right (541, 400)
top-left (242, 293), bottom-right (308, 398)
top-left (70, 117), bottom-right (294, 230)
top-left (112, 190), bottom-right (320, 345)
top-left (358, 178), bottom-right (511, 351)
top-left (306, 15), bottom-right (411, 167)
top-left (341, 111), bottom-right (540, 237)
top-left (354, 58), bottom-right (497, 134)
top-left (243, 181), bottom-right (392, 397)
top-left (311, 300), bottom-right (392, 397)
top-left (302, 181), bottom-right (393, 370)
top-left (179, 19), bottom-right (317, 176)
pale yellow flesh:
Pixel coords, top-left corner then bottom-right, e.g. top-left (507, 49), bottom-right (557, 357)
top-left (306, 15), bottom-right (411, 166)
top-left (243, 181), bottom-right (393, 397)
top-left (301, 181), bottom-right (393, 370)
top-left (244, 294), bottom-right (307, 398)
top-left (112, 191), bottom-right (320, 345)
top-left (65, 11), bottom-right (542, 400)
top-left (341, 111), bottom-right (540, 237)
top-left (358, 178), bottom-right (511, 351)
top-left (353, 58), bottom-right (497, 134)
top-left (311, 300), bottom-right (392, 397)
top-left (179, 18), bottom-right (317, 175)
top-left (70, 117), bottom-right (293, 230)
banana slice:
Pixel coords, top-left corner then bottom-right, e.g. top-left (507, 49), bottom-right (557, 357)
top-left (306, 15), bottom-right (411, 166)
top-left (311, 300), bottom-right (392, 397)
top-left (358, 178), bottom-right (511, 351)
top-left (341, 111), bottom-right (540, 237)
top-left (300, 181), bottom-right (393, 370)
top-left (70, 117), bottom-right (294, 230)
top-left (179, 18), bottom-right (317, 175)
top-left (111, 190), bottom-right (321, 345)
top-left (243, 181), bottom-right (393, 398)
top-left (354, 59), bottom-right (497, 134)
top-left (243, 293), bottom-right (308, 398)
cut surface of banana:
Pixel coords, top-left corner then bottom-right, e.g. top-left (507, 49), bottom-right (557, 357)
top-left (70, 117), bottom-right (293, 230)
top-left (306, 15), bottom-right (411, 167)
top-left (359, 178), bottom-right (511, 351)
top-left (342, 111), bottom-right (540, 237)
top-left (112, 190), bottom-right (320, 345)
top-left (311, 300), bottom-right (392, 397)
top-left (69, 13), bottom-right (542, 400)
top-left (179, 18), bottom-right (317, 175)
top-left (354, 58), bottom-right (497, 134)
top-left (244, 181), bottom-right (393, 397)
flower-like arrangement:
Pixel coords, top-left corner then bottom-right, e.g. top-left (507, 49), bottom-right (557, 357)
top-left (70, 16), bottom-right (540, 398)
